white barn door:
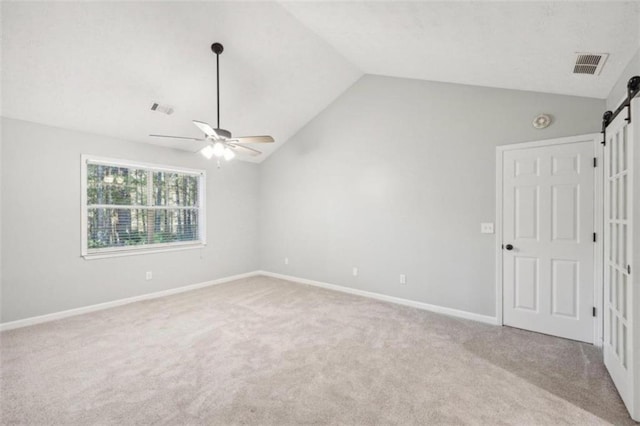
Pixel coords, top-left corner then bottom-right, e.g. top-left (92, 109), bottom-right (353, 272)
top-left (604, 102), bottom-right (636, 418)
top-left (500, 136), bottom-right (597, 343)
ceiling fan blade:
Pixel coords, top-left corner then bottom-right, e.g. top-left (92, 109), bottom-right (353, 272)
top-left (149, 134), bottom-right (206, 141)
top-left (229, 135), bottom-right (274, 144)
top-left (226, 142), bottom-right (262, 156)
top-left (192, 120), bottom-right (219, 139)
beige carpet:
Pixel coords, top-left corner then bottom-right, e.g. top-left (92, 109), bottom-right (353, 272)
top-left (0, 276), bottom-right (633, 425)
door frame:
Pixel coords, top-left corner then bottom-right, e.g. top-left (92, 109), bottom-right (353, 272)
top-left (495, 133), bottom-right (603, 346)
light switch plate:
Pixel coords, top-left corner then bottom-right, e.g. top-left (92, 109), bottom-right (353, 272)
top-left (481, 223), bottom-right (494, 234)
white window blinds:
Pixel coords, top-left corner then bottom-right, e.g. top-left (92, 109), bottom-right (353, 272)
top-left (81, 156), bottom-right (206, 258)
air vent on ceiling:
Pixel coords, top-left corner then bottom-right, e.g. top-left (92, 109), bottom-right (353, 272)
top-left (150, 102), bottom-right (174, 115)
top-left (573, 53), bottom-right (608, 75)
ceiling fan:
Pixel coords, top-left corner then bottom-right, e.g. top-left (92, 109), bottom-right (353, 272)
top-left (150, 42), bottom-right (274, 161)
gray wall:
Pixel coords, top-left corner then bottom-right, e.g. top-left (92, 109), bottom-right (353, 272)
top-left (607, 48), bottom-right (640, 110)
top-left (0, 74), bottom-right (610, 323)
top-left (258, 75), bottom-right (604, 318)
top-left (0, 119), bottom-right (3, 319)
top-left (1, 117), bottom-right (259, 322)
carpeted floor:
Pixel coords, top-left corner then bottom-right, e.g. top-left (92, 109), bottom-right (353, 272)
top-left (0, 276), bottom-right (634, 425)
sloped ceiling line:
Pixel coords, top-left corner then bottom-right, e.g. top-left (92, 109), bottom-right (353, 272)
top-left (2, 1), bottom-right (639, 162)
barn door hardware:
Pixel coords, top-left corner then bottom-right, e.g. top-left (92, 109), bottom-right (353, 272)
top-left (602, 111), bottom-right (613, 145)
top-left (602, 76), bottom-right (640, 145)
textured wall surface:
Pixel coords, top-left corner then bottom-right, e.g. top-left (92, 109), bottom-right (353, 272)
top-left (1, 118), bottom-right (259, 322)
top-left (0, 74), bottom-right (608, 322)
top-left (258, 75), bottom-right (604, 317)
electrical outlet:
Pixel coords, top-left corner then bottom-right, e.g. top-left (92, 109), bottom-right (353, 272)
top-left (145, 271), bottom-right (152, 280)
top-left (481, 223), bottom-right (494, 234)
top-left (284, 257), bottom-right (289, 265)
top-left (399, 274), bottom-right (406, 285)
top-left (352, 267), bottom-right (358, 277)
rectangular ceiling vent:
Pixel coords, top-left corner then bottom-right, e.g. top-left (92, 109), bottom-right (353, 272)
top-left (573, 53), bottom-right (608, 75)
top-left (150, 102), bottom-right (174, 115)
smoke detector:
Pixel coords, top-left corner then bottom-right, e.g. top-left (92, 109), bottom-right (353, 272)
top-left (573, 53), bottom-right (608, 75)
top-left (150, 102), bottom-right (174, 115)
top-left (533, 114), bottom-right (552, 129)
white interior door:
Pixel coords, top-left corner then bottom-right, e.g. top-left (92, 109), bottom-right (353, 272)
top-left (604, 108), bottom-right (635, 417)
top-left (502, 139), bottom-right (595, 343)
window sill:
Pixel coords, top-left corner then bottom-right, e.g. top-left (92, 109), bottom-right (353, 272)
top-left (82, 243), bottom-right (206, 260)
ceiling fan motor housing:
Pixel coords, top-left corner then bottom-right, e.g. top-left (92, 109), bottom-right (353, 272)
top-left (214, 128), bottom-right (232, 139)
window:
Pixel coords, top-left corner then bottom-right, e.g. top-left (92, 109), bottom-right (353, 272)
top-left (81, 155), bottom-right (206, 258)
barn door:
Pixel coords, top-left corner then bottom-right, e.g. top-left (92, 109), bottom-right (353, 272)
top-left (604, 104), bottom-right (635, 417)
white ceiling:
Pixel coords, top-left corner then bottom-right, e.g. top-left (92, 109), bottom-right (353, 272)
top-left (281, 1), bottom-right (640, 99)
top-left (1, 2), bottom-right (361, 162)
top-left (2, 1), bottom-right (639, 162)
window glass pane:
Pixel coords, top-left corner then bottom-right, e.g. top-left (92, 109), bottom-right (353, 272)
top-left (87, 208), bottom-right (199, 250)
top-left (87, 208), bottom-right (149, 249)
top-left (152, 172), bottom-right (199, 207)
top-left (87, 164), bottom-right (148, 206)
top-left (84, 158), bottom-right (203, 255)
top-left (151, 209), bottom-right (200, 243)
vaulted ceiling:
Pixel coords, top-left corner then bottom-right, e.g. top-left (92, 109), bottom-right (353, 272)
top-left (281, 1), bottom-right (640, 99)
top-left (1, 2), bottom-right (361, 161)
top-left (2, 2), bottom-right (639, 162)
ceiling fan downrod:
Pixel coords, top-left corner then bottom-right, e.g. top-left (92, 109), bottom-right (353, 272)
top-left (148, 41), bottom-right (274, 159)
top-left (211, 43), bottom-right (224, 130)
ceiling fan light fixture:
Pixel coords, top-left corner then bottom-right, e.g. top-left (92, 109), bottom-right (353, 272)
top-left (212, 142), bottom-right (226, 157)
top-left (200, 144), bottom-right (216, 159)
top-left (223, 147), bottom-right (236, 161)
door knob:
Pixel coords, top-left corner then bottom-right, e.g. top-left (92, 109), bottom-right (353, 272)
top-left (504, 244), bottom-right (514, 251)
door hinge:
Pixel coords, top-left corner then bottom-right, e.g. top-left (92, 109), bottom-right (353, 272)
top-left (593, 232), bottom-right (597, 242)
top-left (629, 265), bottom-right (632, 274)
top-left (593, 307), bottom-right (597, 317)
top-left (593, 157), bottom-right (597, 168)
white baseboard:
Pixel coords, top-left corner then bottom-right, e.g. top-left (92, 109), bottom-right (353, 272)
top-left (258, 270), bottom-right (498, 325)
top-left (0, 271), bottom-right (260, 332)
top-left (1, 270), bottom-right (497, 332)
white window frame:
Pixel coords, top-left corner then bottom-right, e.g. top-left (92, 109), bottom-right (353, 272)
top-left (81, 155), bottom-right (206, 259)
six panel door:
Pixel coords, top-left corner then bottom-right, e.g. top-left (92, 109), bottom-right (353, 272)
top-left (502, 141), bottom-right (595, 343)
